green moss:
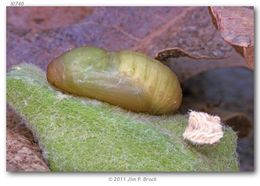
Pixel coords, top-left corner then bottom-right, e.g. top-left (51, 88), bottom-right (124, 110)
top-left (7, 64), bottom-right (239, 172)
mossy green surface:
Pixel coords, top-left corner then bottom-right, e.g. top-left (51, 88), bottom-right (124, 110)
top-left (7, 64), bottom-right (239, 172)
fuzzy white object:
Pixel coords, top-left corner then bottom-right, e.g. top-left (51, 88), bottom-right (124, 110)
top-left (183, 110), bottom-right (224, 145)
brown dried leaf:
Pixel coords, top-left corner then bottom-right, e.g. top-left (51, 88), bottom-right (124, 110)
top-left (209, 7), bottom-right (254, 69)
top-left (7, 7), bottom-right (94, 31)
top-left (6, 105), bottom-right (49, 172)
top-left (7, 7), bottom-right (244, 77)
top-left (160, 50), bottom-right (246, 82)
top-left (155, 47), bottom-right (222, 61)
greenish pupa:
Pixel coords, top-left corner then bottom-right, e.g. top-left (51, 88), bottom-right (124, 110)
top-left (47, 47), bottom-right (182, 114)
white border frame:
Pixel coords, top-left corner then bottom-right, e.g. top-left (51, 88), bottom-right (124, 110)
top-left (1, 1), bottom-right (258, 186)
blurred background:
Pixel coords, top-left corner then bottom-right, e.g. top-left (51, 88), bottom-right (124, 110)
top-left (6, 7), bottom-right (254, 171)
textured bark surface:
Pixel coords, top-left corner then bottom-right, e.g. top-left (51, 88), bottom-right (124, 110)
top-left (6, 7), bottom-right (253, 171)
top-left (209, 7), bottom-right (254, 69)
